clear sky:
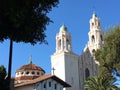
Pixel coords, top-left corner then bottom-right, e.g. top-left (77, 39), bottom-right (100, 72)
top-left (0, 0), bottom-right (120, 79)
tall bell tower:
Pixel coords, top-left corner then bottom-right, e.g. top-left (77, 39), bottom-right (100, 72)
top-left (55, 24), bottom-right (72, 53)
top-left (88, 13), bottom-right (104, 55)
top-left (51, 24), bottom-right (80, 90)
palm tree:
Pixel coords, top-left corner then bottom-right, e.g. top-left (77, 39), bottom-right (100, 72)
top-left (84, 74), bottom-right (117, 90)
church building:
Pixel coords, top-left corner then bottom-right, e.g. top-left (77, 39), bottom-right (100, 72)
top-left (13, 13), bottom-right (104, 90)
top-left (51, 13), bottom-right (104, 90)
top-left (13, 58), bottom-right (71, 90)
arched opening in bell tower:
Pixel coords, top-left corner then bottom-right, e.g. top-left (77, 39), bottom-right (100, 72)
top-left (92, 22), bottom-right (94, 26)
top-left (58, 39), bottom-right (61, 50)
top-left (98, 22), bottom-right (100, 26)
top-left (92, 49), bottom-right (95, 53)
top-left (100, 35), bottom-right (103, 44)
top-left (91, 35), bottom-right (95, 43)
top-left (66, 39), bottom-right (70, 50)
top-left (100, 35), bottom-right (103, 41)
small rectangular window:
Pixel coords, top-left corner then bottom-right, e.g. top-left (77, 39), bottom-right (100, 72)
top-left (44, 83), bottom-right (46, 88)
top-left (54, 84), bottom-right (57, 89)
top-left (49, 82), bottom-right (51, 87)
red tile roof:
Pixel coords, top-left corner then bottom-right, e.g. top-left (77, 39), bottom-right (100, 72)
top-left (16, 63), bottom-right (45, 73)
top-left (15, 74), bottom-right (71, 88)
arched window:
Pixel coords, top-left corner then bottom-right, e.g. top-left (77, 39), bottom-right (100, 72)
top-left (98, 22), bottom-right (100, 26)
top-left (21, 72), bottom-right (24, 75)
top-left (92, 22), bottom-right (94, 26)
top-left (37, 72), bottom-right (40, 75)
top-left (92, 49), bottom-right (95, 54)
top-left (85, 68), bottom-right (90, 79)
top-left (66, 39), bottom-right (69, 50)
top-left (44, 83), bottom-right (46, 88)
top-left (91, 22), bottom-right (94, 28)
top-left (58, 40), bottom-right (61, 50)
top-left (91, 35), bottom-right (95, 43)
top-left (54, 84), bottom-right (57, 89)
top-left (100, 35), bottom-right (103, 44)
top-left (26, 71), bottom-right (29, 75)
top-left (32, 71), bottom-right (35, 75)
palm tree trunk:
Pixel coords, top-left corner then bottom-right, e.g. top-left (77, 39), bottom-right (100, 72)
top-left (8, 39), bottom-right (13, 90)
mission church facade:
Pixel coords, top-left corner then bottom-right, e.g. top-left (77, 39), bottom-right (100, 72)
top-left (51, 13), bottom-right (104, 90)
top-left (13, 13), bottom-right (104, 90)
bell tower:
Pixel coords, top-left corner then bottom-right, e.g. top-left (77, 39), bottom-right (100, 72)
top-left (56, 24), bottom-right (72, 53)
top-left (88, 13), bottom-right (104, 55)
top-left (51, 24), bottom-right (79, 90)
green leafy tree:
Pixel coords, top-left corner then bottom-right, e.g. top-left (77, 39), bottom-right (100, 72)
top-left (0, 0), bottom-right (59, 44)
top-left (95, 25), bottom-right (120, 75)
top-left (85, 26), bottom-right (120, 90)
top-left (0, 65), bottom-right (8, 90)
top-left (84, 74), bottom-right (117, 90)
top-left (0, 0), bottom-right (59, 90)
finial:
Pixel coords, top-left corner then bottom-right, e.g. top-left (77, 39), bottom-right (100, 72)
top-left (92, 4), bottom-right (97, 17)
top-left (62, 22), bottom-right (66, 27)
top-left (92, 12), bottom-right (97, 18)
top-left (92, 5), bottom-right (96, 13)
top-left (52, 67), bottom-right (55, 75)
top-left (61, 23), bottom-right (65, 28)
top-left (60, 23), bottom-right (67, 32)
top-left (29, 55), bottom-right (32, 64)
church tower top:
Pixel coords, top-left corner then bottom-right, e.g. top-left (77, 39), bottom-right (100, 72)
top-left (55, 24), bottom-right (72, 53)
top-left (90, 13), bottom-right (101, 31)
top-left (87, 13), bottom-right (104, 56)
top-left (92, 13), bottom-right (97, 18)
top-left (60, 24), bottom-right (68, 33)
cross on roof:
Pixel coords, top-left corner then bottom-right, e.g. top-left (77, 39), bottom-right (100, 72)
top-left (52, 67), bottom-right (55, 75)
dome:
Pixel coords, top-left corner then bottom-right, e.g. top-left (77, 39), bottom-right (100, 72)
top-left (15, 62), bottom-right (45, 81)
top-left (92, 13), bottom-right (97, 18)
top-left (17, 63), bottom-right (45, 73)
top-left (60, 24), bottom-right (68, 33)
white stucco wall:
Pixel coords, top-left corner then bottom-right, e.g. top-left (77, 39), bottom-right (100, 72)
top-left (51, 52), bottom-right (66, 81)
top-left (64, 52), bottom-right (79, 90)
top-left (79, 49), bottom-right (99, 90)
top-left (51, 52), bottom-right (79, 90)
top-left (15, 85), bottom-right (33, 90)
top-left (15, 78), bottom-right (64, 90)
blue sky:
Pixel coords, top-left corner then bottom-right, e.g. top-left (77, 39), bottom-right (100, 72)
top-left (0, 0), bottom-right (120, 79)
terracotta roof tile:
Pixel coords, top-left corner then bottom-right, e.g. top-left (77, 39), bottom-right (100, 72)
top-left (15, 74), bottom-right (71, 88)
top-left (16, 63), bottom-right (45, 73)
